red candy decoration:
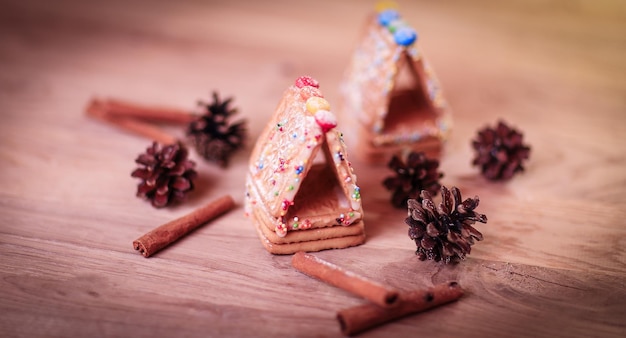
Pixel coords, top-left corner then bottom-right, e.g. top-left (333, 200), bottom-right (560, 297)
top-left (314, 110), bottom-right (337, 133)
top-left (295, 76), bottom-right (320, 88)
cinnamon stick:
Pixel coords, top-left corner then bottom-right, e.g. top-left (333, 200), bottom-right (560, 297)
top-left (291, 252), bottom-right (399, 307)
top-left (337, 281), bottom-right (464, 336)
top-left (104, 98), bottom-right (195, 124)
top-left (86, 99), bottom-right (178, 145)
top-left (133, 195), bottom-right (235, 257)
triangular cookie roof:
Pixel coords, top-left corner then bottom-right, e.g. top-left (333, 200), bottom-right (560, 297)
top-left (340, 10), bottom-right (452, 144)
top-left (248, 77), bottom-right (362, 221)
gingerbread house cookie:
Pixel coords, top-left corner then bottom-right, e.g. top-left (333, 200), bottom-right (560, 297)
top-left (245, 76), bottom-right (365, 255)
top-left (337, 7), bottom-right (453, 164)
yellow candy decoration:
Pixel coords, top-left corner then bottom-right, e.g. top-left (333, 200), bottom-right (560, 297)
top-left (305, 96), bottom-right (330, 115)
top-left (375, 0), bottom-right (398, 12)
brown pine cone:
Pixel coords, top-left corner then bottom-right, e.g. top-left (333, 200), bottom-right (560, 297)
top-left (471, 120), bottom-right (531, 180)
top-left (187, 92), bottom-right (247, 167)
top-left (406, 186), bottom-right (487, 264)
top-left (131, 142), bottom-right (197, 208)
top-left (383, 151), bottom-right (443, 208)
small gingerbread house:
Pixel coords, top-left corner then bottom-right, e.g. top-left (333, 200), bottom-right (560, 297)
top-left (338, 8), bottom-right (452, 164)
top-left (245, 76), bottom-right (365, 255)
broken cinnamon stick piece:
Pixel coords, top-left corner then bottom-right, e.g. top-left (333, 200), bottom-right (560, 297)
top-left (337, 281), bottom-right (464, 336)
top-left (104, 98), bottom-right (195, 125)
top-left (86, 99), bottom-right (178, 145)
top-left (133, 195), bottom-right (235, 257)
top-left (291, 252), bottom-right (399, 308)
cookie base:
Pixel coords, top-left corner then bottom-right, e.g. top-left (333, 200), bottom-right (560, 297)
top-left (252, 219), bottom-right (366, 255)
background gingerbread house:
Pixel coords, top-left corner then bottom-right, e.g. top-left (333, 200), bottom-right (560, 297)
top-left (338, 8), bottom-right (453, 164)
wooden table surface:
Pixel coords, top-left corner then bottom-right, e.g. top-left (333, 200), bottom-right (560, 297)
top-left (1, 0), bottom-right (625, 336)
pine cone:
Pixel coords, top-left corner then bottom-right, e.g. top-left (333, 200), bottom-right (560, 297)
top-left (471, 120), bottom-right (531, 180)
top-left (383, 151), bottom-right (443, 208)
top-left (187, 92), bottom-right (247, 167)
top-left (406, 186), bottom-right (487, 264)
top-left (131, 142), bottom-right (197, 208)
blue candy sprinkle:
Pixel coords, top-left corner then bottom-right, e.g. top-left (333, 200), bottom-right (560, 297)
top-left (378, 9), bottom-right (399, 27)
top-left (394, 27), bottom-right (417, 46)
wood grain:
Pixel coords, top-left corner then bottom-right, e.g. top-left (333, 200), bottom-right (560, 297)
top-left (1, 0), bottom-right (625, 337)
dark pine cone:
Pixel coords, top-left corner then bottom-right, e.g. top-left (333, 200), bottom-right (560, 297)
top-left (406, 186), bottom-right (487, 264)
top-left (471, 120), bottom-right (531, 180)
top-left (131, 142), bottom-right (197, 208)
top-left (383, 151), bottom-right (443, 208)
top-left (187, 92), bottom-right (247, 167)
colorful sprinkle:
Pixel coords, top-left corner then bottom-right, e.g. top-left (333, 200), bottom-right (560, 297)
top-left (394, 27), bottom-right (417, 46)
top-left (295, 165), bottom-right (304, 175)
top-left (378, 9), bottom-right (399, 26)
top-left (352, 186), bottom-right (361, 200)
top-left (303, 219), bottom-right (311, 229)
top-left (336, 215), bottom-right (345, 225)
top-left (281, 199), bottom-right (293, 211)
top-left (295, 76), bottom-right (319, 88)
top-left (335, 151), bottom-right (345, 161)
top-left (306, 97), bottom-right (330, 115)
top-left (276, 158), bottom-right (287, 172)
top-left (388, 19), bottom-right (407, 33)
top-left (276, 223), bottom-right (287, 237)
